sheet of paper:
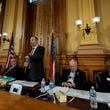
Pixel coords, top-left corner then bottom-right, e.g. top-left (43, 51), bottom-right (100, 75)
top-left (97, 92), bottom-right (110, 103)
top-left (8, 80), bottom-right (38, 87)
top-left (53, 86), bottom-right (69, 94)
top-left (22, 81), bottom-right (38, 87)
top-left (8, 80), bottom-right (24, 85)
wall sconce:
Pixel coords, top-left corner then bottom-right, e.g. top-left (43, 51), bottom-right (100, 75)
top-left (0, 32), bottom-right (10, 42)
top-left (28, 0), bottom-right (45, 3)
top-left (75, 17), bottom-right (100, 35)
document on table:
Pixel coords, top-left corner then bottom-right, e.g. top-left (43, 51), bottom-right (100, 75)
top-left (51, 86), bottom-right (110, 103)
top-left (53, 86), bottom-right (69, 94)
top-left (66, 88), bottom-right (89, 100)
top-left (97, 92), bottom-right (110, 103)
top-left (8, 80), bottom-right (38, 87)
top-left (51, 86), bottom-right (89, 99)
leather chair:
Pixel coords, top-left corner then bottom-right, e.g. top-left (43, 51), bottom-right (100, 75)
top-left (93, 70), bottom-right (105, 91)
top-left (0, 65), bottom-right (2, 75)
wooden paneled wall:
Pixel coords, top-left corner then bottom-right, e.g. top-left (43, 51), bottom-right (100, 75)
top-left (0, 51), bottom-right (107, 83)
top-left (0, 0), bottom-right (110, 83)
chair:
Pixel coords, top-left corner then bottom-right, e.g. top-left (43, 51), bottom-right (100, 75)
top-left (9, 83), bottom-right (23, 95)
top-left (93, 70), bottom-right (105, 91)
top-left (0, 65), bottom-right (2, 75)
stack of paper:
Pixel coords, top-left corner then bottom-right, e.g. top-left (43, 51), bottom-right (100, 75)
top-left (8, 80), bottom-right (38, 87)
top-left (55, 91), bottom-right (67, 103)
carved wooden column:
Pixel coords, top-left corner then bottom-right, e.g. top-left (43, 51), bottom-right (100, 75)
top-left (77, 0), bottom-right (98, 44)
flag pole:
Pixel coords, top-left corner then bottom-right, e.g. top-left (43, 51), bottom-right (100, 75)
top-left (49, 32), bottom-right (56, 83)
top-left (5, 32), bottom-right (15, 69)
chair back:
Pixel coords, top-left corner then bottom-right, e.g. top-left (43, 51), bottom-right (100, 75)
top-left (93, 70), bottom-right (105, 91)
top-left (0, 65), bottom-right (2, 74)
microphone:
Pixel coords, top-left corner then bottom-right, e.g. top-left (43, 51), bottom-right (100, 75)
top-left (35, 84), bottom-right (56, 103)
top-left (65, 87), bottom-right (75, 103)
top-left (35, 92), bottom-right (49, 99)
top-left (24, 56), bottom-right (30, 73)
top-left (52, 93), bottom-right (56, 104)
top-left (67, 97), bottom-right (74, 103)
top-left (48, 88), bottom-right (56, 104)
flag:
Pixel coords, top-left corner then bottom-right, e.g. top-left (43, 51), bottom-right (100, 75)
top-left (50, 32), bottom-right (56, 82)
top-left (5, 33), bottom-right (16, 69)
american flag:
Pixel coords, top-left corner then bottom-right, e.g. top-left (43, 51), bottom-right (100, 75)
top-left (5, 33), bottom-right (15, 69)
top-left (50, 32), bottom-right (56, 82)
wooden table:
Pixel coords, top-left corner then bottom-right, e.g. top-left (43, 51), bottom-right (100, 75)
top-left (0, 90), bottom-right (109, 110)
top-left (0, 91), bottom-right (73, 110)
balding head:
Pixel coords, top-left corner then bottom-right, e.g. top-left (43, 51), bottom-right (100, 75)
top-left (69, 58), bottom-right (78, 72)
top-left (30, 36), bottom-right (38, 47)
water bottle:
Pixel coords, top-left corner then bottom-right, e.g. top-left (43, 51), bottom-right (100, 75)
top-left (49, 80), bottom-right (55, 102)
top-left (41, 78), bottom-right (46, 93)
top-left (49, 80), bottom-right (55, 89)
top-left (89, 86), bottom-right (98, 109)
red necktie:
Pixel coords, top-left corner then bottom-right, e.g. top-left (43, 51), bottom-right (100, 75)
top-left (30, 47), bottom-right (35, 55)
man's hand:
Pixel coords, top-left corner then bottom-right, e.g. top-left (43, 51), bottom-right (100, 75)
top-left (24, 62), bottom-right (29, 68)
top-left (63, 82), bottom-right (76, 88)
top-left (0, 75), bottom-right (2, 78)
top-left (25, 56), bottom-right (29, 59)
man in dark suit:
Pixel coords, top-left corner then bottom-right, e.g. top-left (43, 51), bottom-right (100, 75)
top-left (24, 36), bottom-right (45, 82)
top-left (98, 58), bottom-right (110, 92)
top-left (61, 58), bottom-right (86, 90)
top-left (4, 56), bottom-right (24, 80)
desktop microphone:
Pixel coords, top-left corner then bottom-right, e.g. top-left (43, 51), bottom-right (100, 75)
top-left (67, 97), bottom-right (74, 103)
top-left (35, 92), bottom-right (49, 99)
top-left (48, 90), bottom-right (56, 104)
top-left (35, 85), bottom-right (56, 102)
top-left (24, 56), bottom-right (30, 72)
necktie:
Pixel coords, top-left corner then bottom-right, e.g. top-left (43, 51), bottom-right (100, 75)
top-left (30, 47), bottom-right (35, 55)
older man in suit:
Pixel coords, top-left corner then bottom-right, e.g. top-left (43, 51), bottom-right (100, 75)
top-left (61, 58), bottom-right (87, 90)
top-left (4, 56), bottom-right (24, 80)
top-left (24, 36), bottom-right (45, 82)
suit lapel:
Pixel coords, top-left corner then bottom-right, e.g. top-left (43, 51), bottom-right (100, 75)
top-left (74, 70), bottom-right (79, 82)
top-left (33, 45), bottom-right (39, 56)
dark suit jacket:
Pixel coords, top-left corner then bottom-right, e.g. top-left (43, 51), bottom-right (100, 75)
top-left (28, 45), bottom-right (45, 82)
top-left (61, 69), bottom-right (87, 90)
top-left (99, 71), bottom-right (110, 92)
top-left (4, 65), bottom-right (24, 80)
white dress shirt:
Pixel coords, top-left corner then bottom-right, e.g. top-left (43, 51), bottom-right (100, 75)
top-left (67, 71), bottom-right (76, 84)
top-left (31, 45), bottom-right (38, 55)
